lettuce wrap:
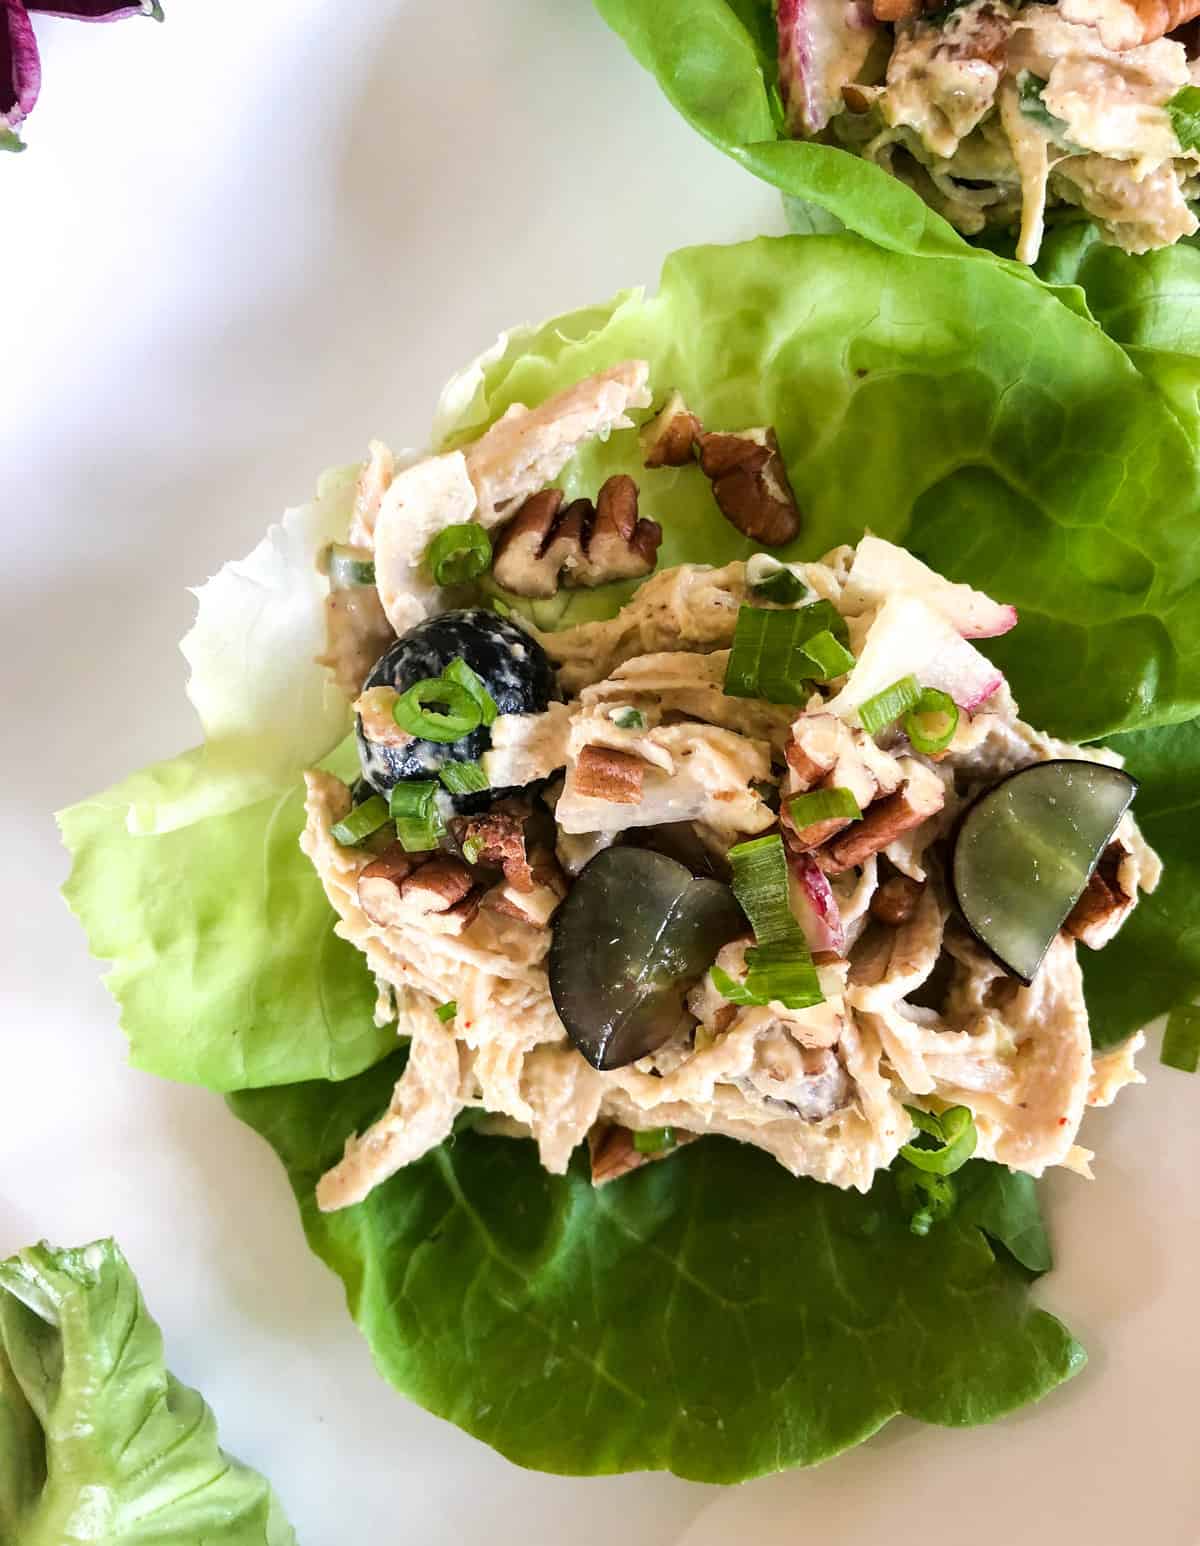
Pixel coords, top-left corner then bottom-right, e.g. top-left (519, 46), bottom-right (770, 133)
top-left (592, 0), bottom-right (1200, 405)
top-left (59, 235), bottom-right (1200, 1479)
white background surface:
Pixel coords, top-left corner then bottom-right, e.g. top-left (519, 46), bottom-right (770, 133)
top-left (2, 3), bottom-right (1198, 1542)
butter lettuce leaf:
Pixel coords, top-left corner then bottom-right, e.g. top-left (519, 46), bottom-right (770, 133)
top-left (1083, 718), bottom-right (1200, 1048)
top-left (229, 1053), bottom-right (1082, 1482)
top-left (0, 1240), bottom-right (294, 1546)
top-left (58, 741), bottom-right (391, 1091)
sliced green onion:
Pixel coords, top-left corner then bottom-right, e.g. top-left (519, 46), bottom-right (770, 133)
top-left (633, 1127), bottom-right (677, 1155)
top-left (1162, 1004), bottom-right (1200, 1073)
top-left (800, 629), bottom-right (856, 681)
top-left (742, 941), bottom-right (824, 1008)
top-left (788, 786), bottom-right (862, 830)
top-left (388, 780), bottom-right (445, 852)
top-left (900, 1104), bottom-right (977, 1176)
top-left (461, 834), bottom-right (485, 865)
top-left (728, 835), bottom-right (797, 944)
top-left (716, 834), bottom-right (824, 1010)
top-left (904, 687), bottom-right (959, 756)
top-left (393, 677), bottom-right (482, 742)
top-left (325, 542), bottom-right (376, 588)
top-left (858, 674), bottom-right (922, 736)
top-left (724, 607), bottom-right (811, 705)
top-left (330, 793), bottom-right (391, 847)
top-left (1168, 83), bottom-right (1200, 153)
top-left (896, 1167), bottom-right (957, 1237)
top-left (609, 706), bottom-right (647, 731)
top-left (747, 556), bottom-right (810, 606)
top-left (796, 598), bottom-right (850, 646)
top-left (442, 658), bottom-right (498, 727)
top-left (426, 523), bottom-right (492, 587)
top-left (438, 760), bottom-right (489, 796)
top-left (710, 965), bottom-right (759, 1006)
top-left (435, 1000), bottom-right (458, 1023)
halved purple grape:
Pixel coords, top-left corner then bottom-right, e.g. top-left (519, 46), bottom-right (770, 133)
top-left (950, 758), bottom-right (1137, 984)
top-left (550, 848), bottom-right (746, 1071)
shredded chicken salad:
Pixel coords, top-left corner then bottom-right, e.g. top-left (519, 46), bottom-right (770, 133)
top-left (300, 361), bottom-right (1160, 1220)
top-left (778, 0), bottom-right (1200, 260)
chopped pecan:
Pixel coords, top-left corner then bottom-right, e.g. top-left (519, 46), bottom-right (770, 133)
top-left (572, 475), bottom-right (663, 585)
top-left (817, 775), bottom-right (944, 874)
top-left (870, 874), bottom-right (925, 926)
top-left (640, 390), bottom-right (702, 468)
top-left (574, 745), bottom-right (647, 804)
top-left (488, 489), bottom-right (565, 598)
top-left (696, 427), bottom-right (801, 546)
top-left (786, 732), bottom-right (838, 790)
top-left (490, 477), bottom-right (661, 598)
top-left (1065, 843), bottom-right (1131, 949)
top-left (485, 850), bottom-right (568, 928)
top-left (587, 1124), bottom-right (693, 1186)
top-left (399, 855), bottom-right (476, 913)
top-left (873, 0), bottom-right (921, 18)
top-left (357, 844), bottom-right (422, 926)
top-left (457, 806), bottom-right (533, 891)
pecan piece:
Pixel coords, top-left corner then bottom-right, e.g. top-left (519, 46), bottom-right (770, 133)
top-left (489, 489), bottom-right (565, 599)
top-left (817, 772), bottom-right (944, 874)
top-left (490, 477), bottom-right (661, 597)
top-left (572, 476), bottom-right (663, 585)
top-left (574, 745), bottom-right (646, 804)
top-left (873, 0), bottom-right (922, 18)
top-left (640, 390), bottom-right (702, 468)
top-left (399, 855), bottom-right (476, 913)
top-left (870, 874), bottom-right (925, 926)
top-left (696, 427), bottom-right (801, 546)
top-left (1065, 843), bottom-right (1132, 949)
top-left (587, 1125), bottom-right (693, 1186)
top-left (484, 848), bottom-right (568, 928)
top-left (457, 806), bottom-right (534, 890)
top-left (357, 844), bottom-right (422, 926)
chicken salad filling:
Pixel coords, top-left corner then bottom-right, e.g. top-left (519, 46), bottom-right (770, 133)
top-left (780, 0), bottom-right (1200, 260)
top-left (302, 361), bottom-right (1160, 1216)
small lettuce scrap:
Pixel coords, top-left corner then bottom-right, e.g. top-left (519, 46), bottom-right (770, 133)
top-left (0, 1239), bottom-right (294, 1546)
top-left (230, 1053), bottom-right (1081, 1482)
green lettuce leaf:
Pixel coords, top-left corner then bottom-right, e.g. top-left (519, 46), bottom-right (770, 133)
top-left (436, 237), bottom-right (1200, 741)
top-left (229, 1053), bottom-right (1083, 1482)
top-left (58, 741), bottom-right (391, 1091)
top-left (0, 1240), bottom-right (294, 1546)
top-left (1083, 718), bottom-right (1200, 1049)
top-left (60, 234), bottom-right (1200, 1094)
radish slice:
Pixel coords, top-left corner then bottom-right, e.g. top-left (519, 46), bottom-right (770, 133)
top-left (826, 595), bottom-right (1003, 721)
top-left (778, 0), bottom-right (879, 137)
top-left (789, 851), bottom-right (846, 955)
top-left (843, 535), bottom-right (1018, 639)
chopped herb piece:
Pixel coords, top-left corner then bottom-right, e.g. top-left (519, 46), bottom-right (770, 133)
top-left (435, 1000), bottom-right (458, 1023)
top-left (633, 1127), bottom-right (677, 1155)
top-left (388, 780), bottom-right (445, 852)
top-left (438, 761), bottom-right (490, 796)
top-left (330, 794), bottom-right (391, 847)
top-left (788, 787), bottom-right (862, 829)
top-left (900, 1105), bottom-right (978, 1176)
top-left (904, 687), bottom-right (959, 755)
top-left (858, 674), bottom-right (922, 735)
top-left (610, 706), bottom-right (647, 730)
top-left (800, 629), bottom-right (856, 681)
top-left (426, 523), bottom-right (493, 587)
top-left (443, 658), bottom-right (498, 727)
top-left (393, 677), bottom-right (482, 742)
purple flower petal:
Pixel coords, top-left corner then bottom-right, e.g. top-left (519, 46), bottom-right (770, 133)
top-left (25, 0), bottom-right (162, 16)
top-left (2, 0), bottom-right (41, 131)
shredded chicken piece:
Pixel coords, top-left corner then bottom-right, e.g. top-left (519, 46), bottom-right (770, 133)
top-left (465, 361), bottom-right (651, 523)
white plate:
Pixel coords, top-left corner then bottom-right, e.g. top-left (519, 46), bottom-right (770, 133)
top-left (2, 3), bottom-right (1196, 1543)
